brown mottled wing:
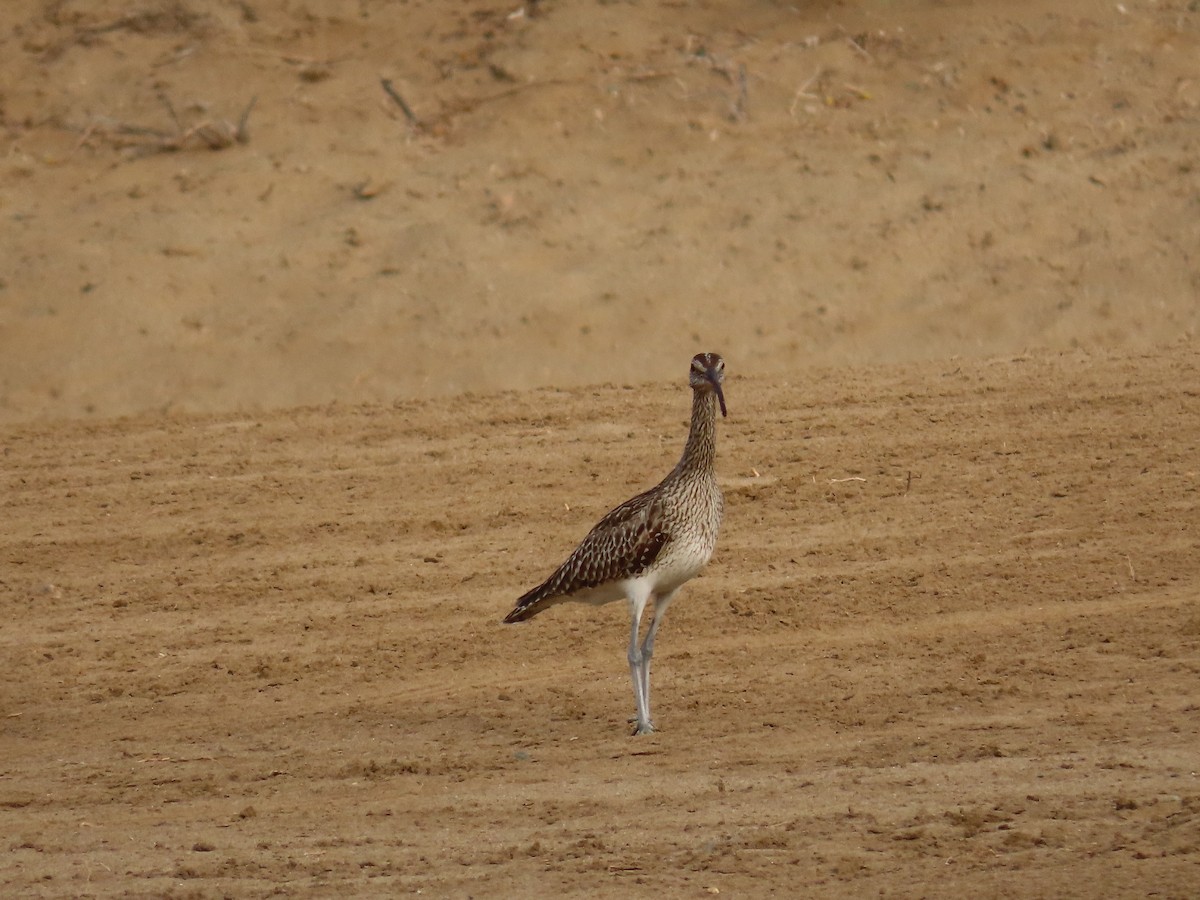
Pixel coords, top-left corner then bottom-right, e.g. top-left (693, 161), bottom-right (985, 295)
top-left (503, 488), bottom-right (670, 623)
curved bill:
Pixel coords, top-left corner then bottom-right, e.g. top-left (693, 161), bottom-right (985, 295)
top-left (711, 377), bottom-right (727, 418)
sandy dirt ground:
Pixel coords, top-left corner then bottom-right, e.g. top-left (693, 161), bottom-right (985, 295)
top-left (2, 0), bottom-right (1199, 418)
top-left (4, 347), bottom-right (1200, 897)
top-left (2, 0), bottom-right (1199, 897)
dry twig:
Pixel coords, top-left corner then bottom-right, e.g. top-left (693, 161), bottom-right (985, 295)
top-left (380, 78), bottom-right (424, 132)
top-left (730, 63), bottom-right (749, 121)
top-left (73, 95), bottom-right (256, 156)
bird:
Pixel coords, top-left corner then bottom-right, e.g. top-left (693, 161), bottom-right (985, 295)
top-left (503, 352), bottom-right (727, 735)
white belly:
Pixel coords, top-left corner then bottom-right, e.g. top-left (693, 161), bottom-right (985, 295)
top-left (647, 536), bottom-right (715, 594)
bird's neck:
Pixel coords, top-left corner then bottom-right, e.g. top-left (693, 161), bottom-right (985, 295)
top-left (675, 390), bottom-right (718, 478)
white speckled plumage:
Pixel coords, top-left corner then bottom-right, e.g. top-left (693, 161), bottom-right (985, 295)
top-left (504, 353), bottom-right (727, 735)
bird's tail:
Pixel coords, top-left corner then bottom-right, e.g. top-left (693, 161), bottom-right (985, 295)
top-left (503, 580), bottom-right (557, 623)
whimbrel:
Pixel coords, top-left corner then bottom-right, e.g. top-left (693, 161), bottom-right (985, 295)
top-left (504, 353), bottom-right (727, 735)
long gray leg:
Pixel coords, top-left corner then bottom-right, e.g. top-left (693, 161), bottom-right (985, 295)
top-left (626, 585), bottom-right (653, 735)
top-left (637, 589), bottom-right (678, 731)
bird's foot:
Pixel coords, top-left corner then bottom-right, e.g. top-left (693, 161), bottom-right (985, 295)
top-left (631, 720), bottom-right (656, 736)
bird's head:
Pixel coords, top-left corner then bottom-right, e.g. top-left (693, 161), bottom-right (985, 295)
top-left (689, 352), bottom-right (727, 417)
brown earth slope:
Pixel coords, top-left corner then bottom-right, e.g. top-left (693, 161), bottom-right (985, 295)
top-left (3, 344), bottom-right (1199, 897)
top-left (2, 0), bottom-right (1198, 420)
